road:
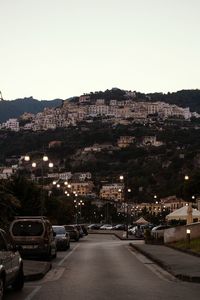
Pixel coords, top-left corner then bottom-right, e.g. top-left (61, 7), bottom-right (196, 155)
top-left (4, 234), bottom-right (200, 300)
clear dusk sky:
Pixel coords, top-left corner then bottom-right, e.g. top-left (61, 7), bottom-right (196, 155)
top-left (1, 0), bottom-right (200, 100)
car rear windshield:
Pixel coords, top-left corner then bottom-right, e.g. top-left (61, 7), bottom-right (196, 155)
top-left (12, 221), bottom-right (44, 236)
top-left (53, 227), bottom-right (66, 234)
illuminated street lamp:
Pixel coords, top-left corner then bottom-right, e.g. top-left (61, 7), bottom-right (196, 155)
top-left (24, 155), bottom-right (30, 161)
top-left (184, 175), bottom-right (189, 181)
top-left (25, 154), bottom-right (53, 215)
top-left (186, 228), bottom-right (191, 248)
top-left (119, 174), bottom-right (131, 239)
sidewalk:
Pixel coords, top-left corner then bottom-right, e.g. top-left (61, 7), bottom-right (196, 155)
top-left (24, 260), bottom-right (52, 281)
top-left (130, 243), bottom-right (200, 283)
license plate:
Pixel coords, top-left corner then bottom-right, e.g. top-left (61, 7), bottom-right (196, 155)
top-left (22, 245), bottom-right (35, 249)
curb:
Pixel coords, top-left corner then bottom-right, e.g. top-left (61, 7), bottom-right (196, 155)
top-left (24, 262), bottom-right (52, 282)
top-left (129, 243), bottom-right (200, 283)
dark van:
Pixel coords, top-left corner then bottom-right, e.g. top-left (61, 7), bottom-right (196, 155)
top-left (9, 216), bottom-right (56, 260)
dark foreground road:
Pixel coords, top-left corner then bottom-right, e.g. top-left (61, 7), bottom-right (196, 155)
top-left (5, 234), bottom-right (200, 300)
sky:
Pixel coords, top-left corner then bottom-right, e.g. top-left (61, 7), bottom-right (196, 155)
top-left (0, 0), bottom-right (200, 100)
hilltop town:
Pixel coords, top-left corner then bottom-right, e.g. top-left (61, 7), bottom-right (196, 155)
top-left (1, 89), bottom-right (199, 132)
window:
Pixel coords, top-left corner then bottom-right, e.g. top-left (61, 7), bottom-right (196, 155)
top-left (12, 221), bottom-right (44, 236)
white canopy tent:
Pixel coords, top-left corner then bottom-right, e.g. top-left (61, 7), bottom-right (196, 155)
top-left (166, 205), bottom-right (200, 223)
top-left (135, 217), bottom-right (150, 225)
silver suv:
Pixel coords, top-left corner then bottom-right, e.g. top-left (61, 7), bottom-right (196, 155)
top-left (0, 228), bottom-right (24, 299)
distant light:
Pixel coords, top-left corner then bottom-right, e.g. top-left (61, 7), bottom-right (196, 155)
top-left (64, 191), bottom-right (68, 194)
top-left (32, 162), bottom-right (36, 168)
top-left (186, 229), bottom-right (191, 234)
top-left (154, 195), bottom-right (157, 199)
top-left (43, 155), bottom-right (48, 162)
top-left (49, 162), bottom-right (53, 168)
top-left (64, 181), bottom-right (68, 185)
top-left (57, 184), bottom-right (60, 188)
top-left (192, 195), bottom-right (195, 200)
top-left (24, 155), bottom-right (30, 161)
top-left (119, 175), bottom-right (124, 180)
top-left (53, 181), bottom-right (57, 185)
top-left (184, 175), bottom-right (189, 180)
top-left (68, 184), bottom-right (71, 188)
top-left (128, 189), bottom-right (131, 193)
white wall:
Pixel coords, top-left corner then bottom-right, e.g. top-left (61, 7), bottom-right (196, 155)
top-left (164, 222), bottom-right (200, 243)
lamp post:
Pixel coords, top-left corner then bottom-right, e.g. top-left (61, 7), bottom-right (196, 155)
top-left (25, 154), bottom-right (54, 215)
top-left (78, 200), bottom-right (85, 223)
top-left (119, 174), bottom-right (131, 239)
top-left (186, 228), bottom-right (191, 248)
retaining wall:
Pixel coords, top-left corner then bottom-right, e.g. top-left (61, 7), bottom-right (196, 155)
top-left (164, 222), bottom-right (200, 243)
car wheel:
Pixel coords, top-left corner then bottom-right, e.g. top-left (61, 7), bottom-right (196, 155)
top-left (12, 267), bottom-right (24, 291)
top-left (0, 278), bottom-right (4, 300)
top-left (52, 247), bottom-right (57, 258)
top-left (46, 248), bottom-right (52, 261)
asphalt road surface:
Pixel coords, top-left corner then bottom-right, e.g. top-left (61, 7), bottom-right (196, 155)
top-left (4, 234), bottom-right (200, 300)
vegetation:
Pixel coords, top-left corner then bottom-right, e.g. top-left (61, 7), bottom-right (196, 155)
top-left (0, 97), bottom-right (62, 122)
top-left (170, 238), bottom-right (200, 254)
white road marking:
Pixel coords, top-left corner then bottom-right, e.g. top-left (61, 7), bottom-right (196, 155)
top-left (127, 246), bottom-right (178, 282)
top-left (24, 286), bottom-right (41, 300)
top-left (40, 267), bottom-right (65, 283)
top-left (57, 244), bottom-right (80, 266)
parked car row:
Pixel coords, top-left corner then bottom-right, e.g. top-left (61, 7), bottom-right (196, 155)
top-left (88, 222), bottom-right (171, 240)
top-left (64, 224), bottom-right (88, 242)
top-left (88, 223), bottom-right (126, 230)
top-left (0, 217), bottom-right (89, 299)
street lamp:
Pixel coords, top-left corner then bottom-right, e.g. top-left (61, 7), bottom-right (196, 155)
top-left (25, 154), bottom-right (53, 215)
top-left (186, 228), bottom-right (191, 248)
top-left (119, 174), bottom-right (131, 239)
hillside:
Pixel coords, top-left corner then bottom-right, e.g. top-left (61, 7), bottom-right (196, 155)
top-left (146, 89), bottom-right (200, 113)
top-left (0, 97), bottom-right (63, 122)
top-left (1, 89), bottom-right (200, 123)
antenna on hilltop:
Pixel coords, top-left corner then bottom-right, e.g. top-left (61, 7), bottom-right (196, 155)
top-left (0, 91), bottom-right (4, 101)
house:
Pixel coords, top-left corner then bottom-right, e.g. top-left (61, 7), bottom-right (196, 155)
top-left (117, 136), bottom-right (135, 148)
top-left (100, 183), bottom-right (124, 202)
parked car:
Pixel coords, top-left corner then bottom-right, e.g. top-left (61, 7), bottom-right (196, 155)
top-left (0, 228), bottom-right (24, 299)
top-left (64, 225), bottom-right (79, 241)
top-left (100, 224), bottom-right (113, 230)
top-left (112, 224), bottom-right (126, 230)
top-left (151, 225), bottom-right (171, 239)
top-left (79, 224), bottom-right (88, 236)
top-left (87, 224), bottom-right (102, 230)
top-left (74, 225), bottom-right (84, 238)
top-left (9, 216), bottom-right (57, 260)
top-left (52, 226), bottom-right (70, 251)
